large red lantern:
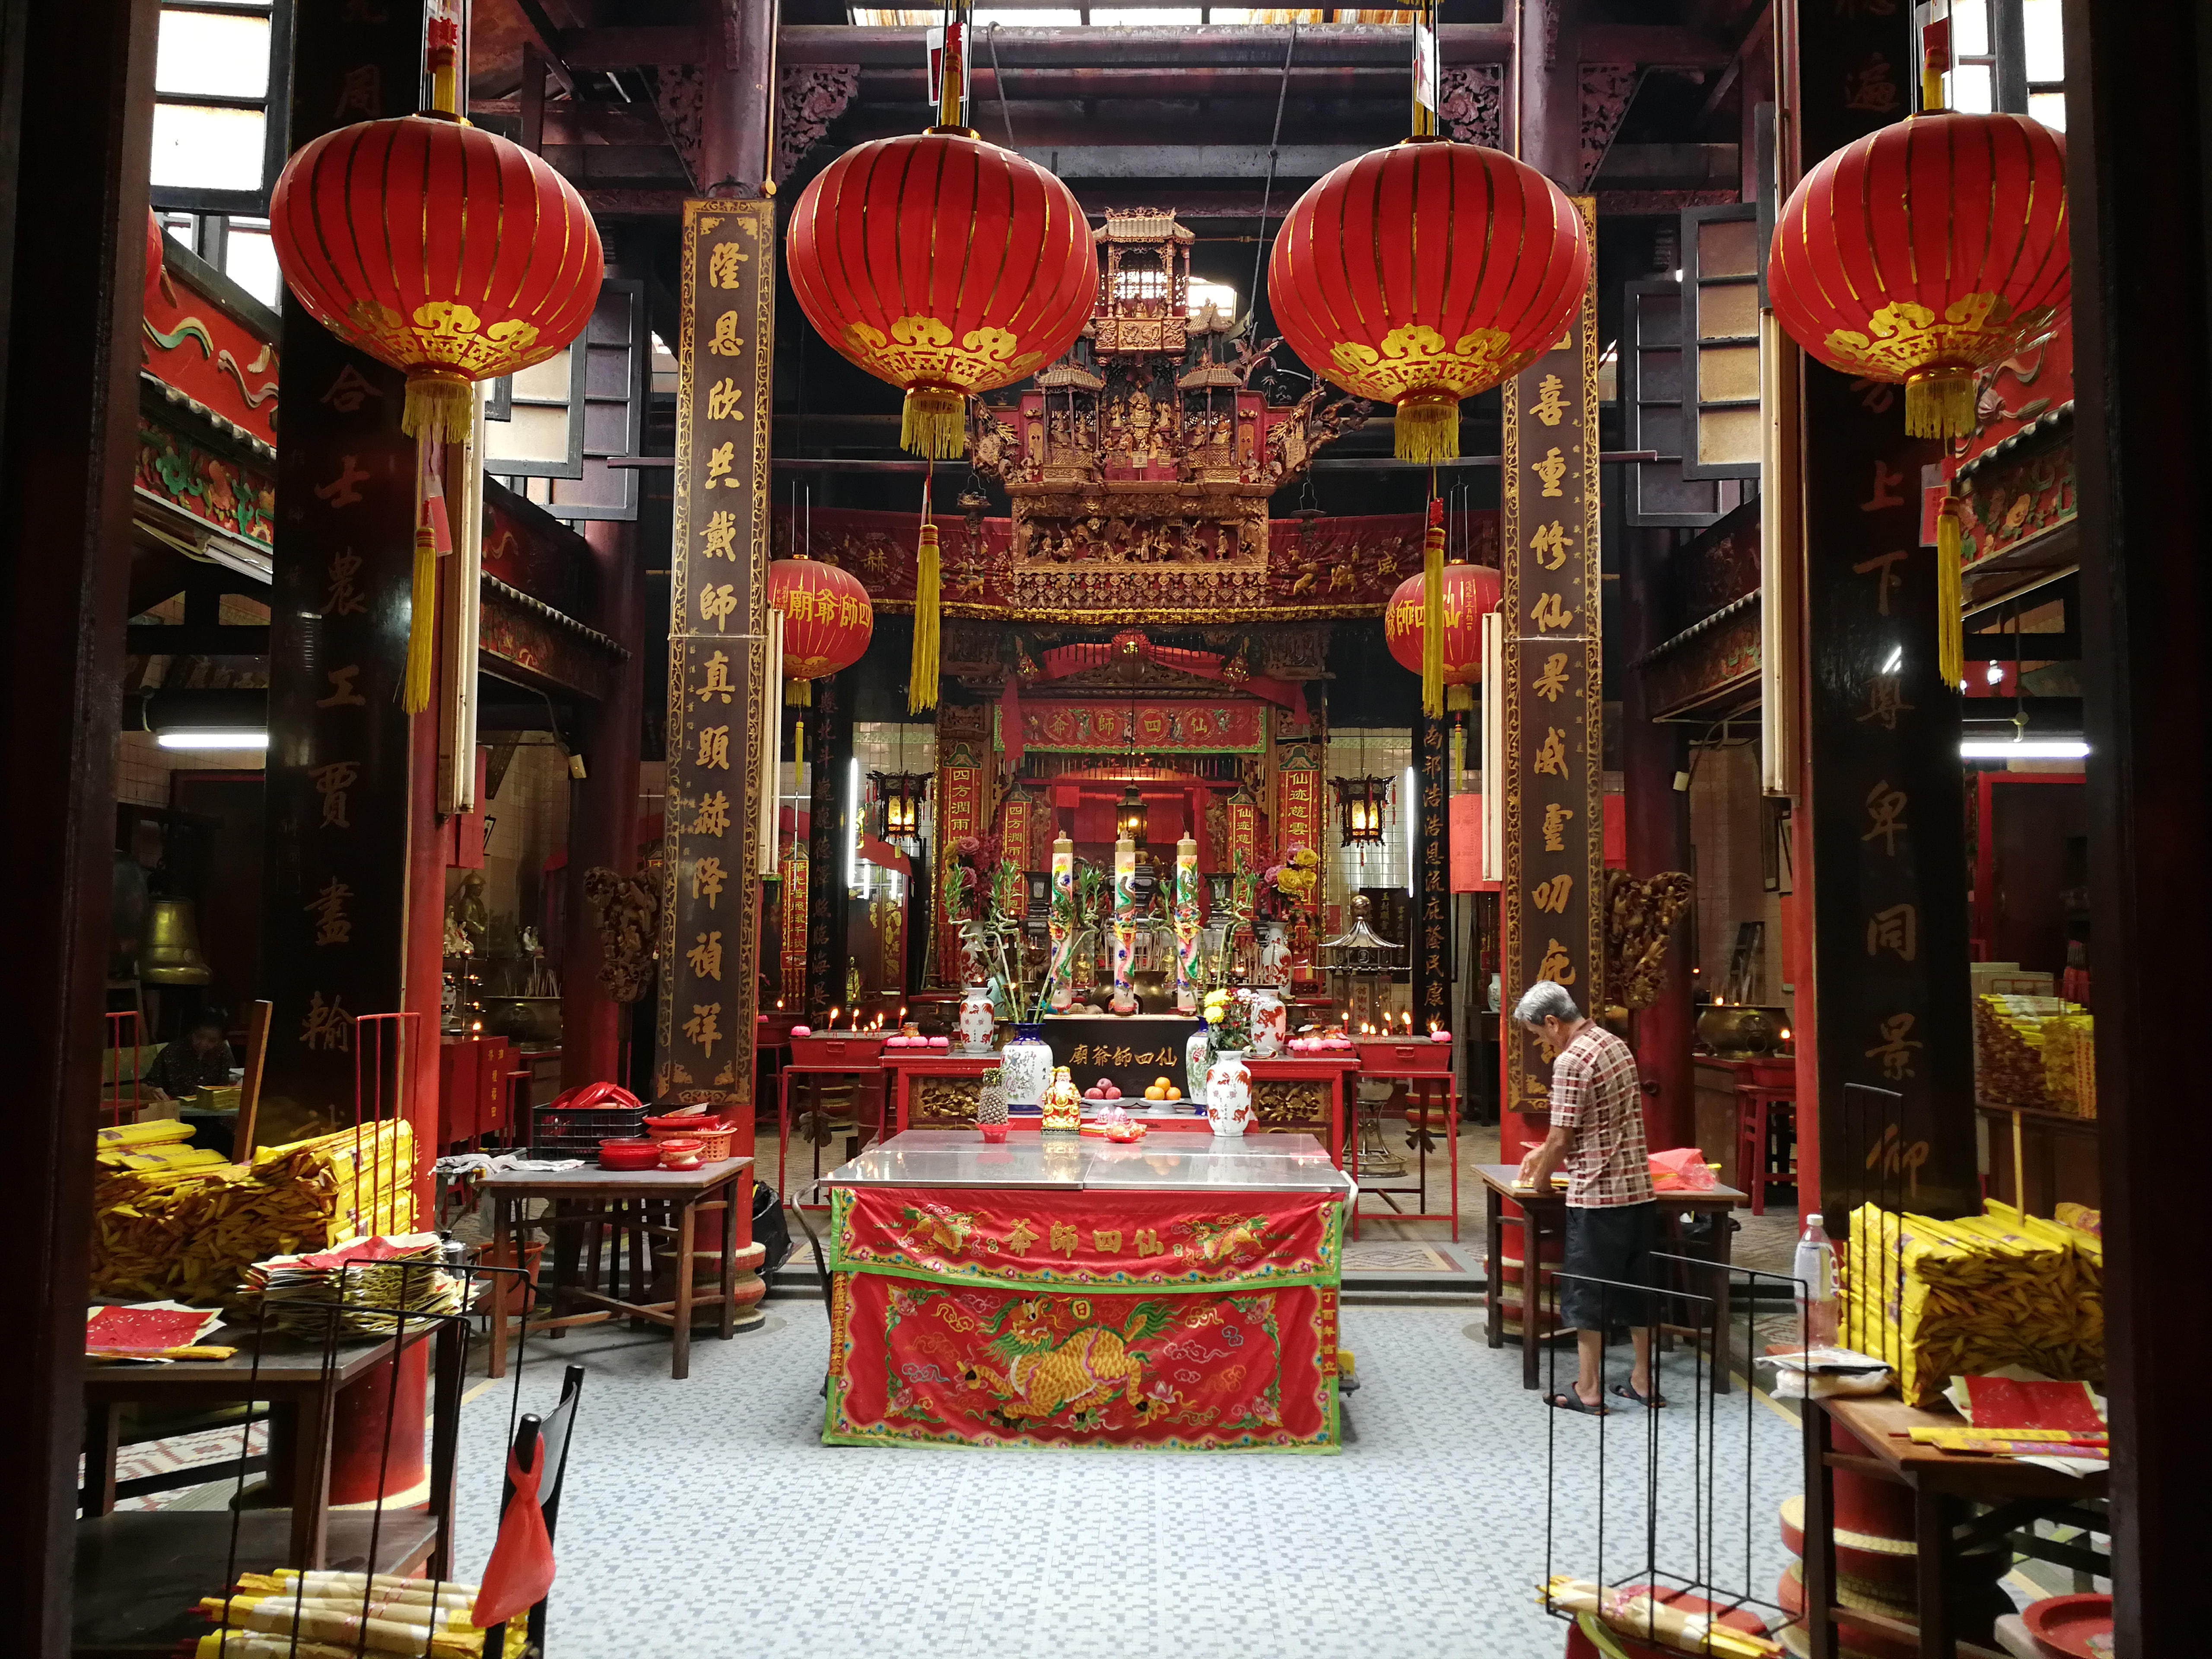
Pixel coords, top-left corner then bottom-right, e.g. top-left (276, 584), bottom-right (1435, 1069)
top-left (270, 108), bottom-right (602, 711)
top-left (271, 115), bottom-right (602, 443)
top-left (1268, 139), bottom-right (1589, 464)
top-left (1770, 112), bottom-right (2068, 439)
top-left (786, 129), bottom-right (1096, 461)
top-left (769, 556), bottom-right (873, 704)
top-left (1386, 560), bottom-right (1501, 709)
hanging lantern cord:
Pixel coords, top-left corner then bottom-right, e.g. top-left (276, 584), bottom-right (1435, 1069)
top-left (1244, 22), bottom-right (1298, 340)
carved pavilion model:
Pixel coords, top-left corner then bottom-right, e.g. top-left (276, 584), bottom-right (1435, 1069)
top-left (968, 208), bottom-right (1367, 623)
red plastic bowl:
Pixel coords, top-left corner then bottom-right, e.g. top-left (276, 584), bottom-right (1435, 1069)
top-left (2022, 1594), bottom-right (2113, 1659)
top-left (598, 1139), bottom-right (663, 1170)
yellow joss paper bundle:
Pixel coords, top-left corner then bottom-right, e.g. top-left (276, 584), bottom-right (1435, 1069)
top-left (95, 1119), bottom-right (195, 1148)
top-left (92, 1119), bottom-right (417, 1304)
top-left (2040, 1013), bottom-right (2096, 1117)
top-left (197, 1570), bottom-right (528, 1659)
top-left (1844, 1201), bottom-right (2101, 1405)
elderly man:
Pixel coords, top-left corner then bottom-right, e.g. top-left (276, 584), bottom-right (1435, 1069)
top-left (1512, 981), bottom-right (1660, 1414)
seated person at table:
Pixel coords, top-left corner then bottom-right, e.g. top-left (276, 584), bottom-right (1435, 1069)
top-left (1512, 981), bottom-right (1660, 1415)
top-left (143, 1008), bottom-right (235, 1101)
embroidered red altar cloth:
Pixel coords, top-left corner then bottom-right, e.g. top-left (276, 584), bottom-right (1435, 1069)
top-left (824, 1184), bottom-right (1344, 1452)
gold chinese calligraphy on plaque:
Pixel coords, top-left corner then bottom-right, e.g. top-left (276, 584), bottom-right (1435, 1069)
top-left (658, 200), bottom-right (775, 1109)
top-left (1500, 196), bottom-right (1603, 1132)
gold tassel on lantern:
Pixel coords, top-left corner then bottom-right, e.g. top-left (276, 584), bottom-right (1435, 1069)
top-left (1905, 368), bottom-right (1977, 440)
top-left (1447, 683), bottom-right (1472, 712)
top-left (785, 677), bottom-right (812, 707)
top-left (902, 387), bottom-right (968, 460)
top-left (1936, 492), bottom-right (1965, 690)
top-left (909, 514), bottom-right (942, 714)
top-left (1420, 497), bottom-right (1445, 717)
top-left (1396, 392), bottom-right (1460, 464)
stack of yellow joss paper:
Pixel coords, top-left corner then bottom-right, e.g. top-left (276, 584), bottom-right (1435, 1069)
top-left (1972, 994), bottom-right (2085, 1107)
top-left (1844, 1201), bottom-right (2104, 1406)
top-left (2040, 1013), bottom-right (2096, 1116)
top-left (92, 1118), bottom-right (416, 1304)
top-left (196, 1570), bottom-right (528, 1657)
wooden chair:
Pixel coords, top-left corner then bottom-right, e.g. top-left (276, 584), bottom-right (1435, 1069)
top-left (1733, 1081), bottom-right (1798, 1217)
top-left (478, 1363), bottom-right (585, 1656)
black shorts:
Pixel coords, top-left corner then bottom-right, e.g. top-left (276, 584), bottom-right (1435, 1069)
top-left (1558, 1201), bottom-right (1658, 1331)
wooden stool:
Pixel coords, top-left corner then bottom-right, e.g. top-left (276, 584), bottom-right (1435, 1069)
top-left (1733, 1082), bottom-right (1797, 1216)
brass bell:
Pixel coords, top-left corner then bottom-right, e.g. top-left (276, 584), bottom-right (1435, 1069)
top-left (139, 897), bottom-right (213, 985)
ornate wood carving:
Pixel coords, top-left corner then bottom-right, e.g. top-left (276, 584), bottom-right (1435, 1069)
top-left (654, 65), bottom-right (861, 192)
top-left (584, 868), bottom-right (660, 1002)
top-left (913, 1077), bottom-right (982, 1126)
top-left (1439, 64), bottom-right (1506, 148)
top-left (1578, 64), bottom-right (1641, 188)
top-left (1604, 871), bottom-right (1695, 1012)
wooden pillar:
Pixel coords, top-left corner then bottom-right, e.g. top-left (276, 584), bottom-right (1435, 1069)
top-left (257, 0), bottom-right (432, 1148)
top-left (1498, 197), bottom-right (1604, 1162)
top-left (805, 675), bottom-right (854, 1016)
top-left (560, 517), bottom-right (645, 1091)
top-left (1792, 3), bottom-right (1976, 1220)
top-left (1514, 0), bottom-right (1580, 187)
top-left (1622, 525), bottom-right (1696, 1148)
top-left (0, 0), bottom-right (157, 1643)
top-left (2060, 0), bottom-right (2212, 1646)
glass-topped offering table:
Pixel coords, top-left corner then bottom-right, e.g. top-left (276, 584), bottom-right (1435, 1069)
top-left (820, 1131), bottom-right (1353, 1452)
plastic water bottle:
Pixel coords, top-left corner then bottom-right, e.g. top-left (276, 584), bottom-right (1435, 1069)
top-left (1793, 1213), bottom-right (1838, 1348)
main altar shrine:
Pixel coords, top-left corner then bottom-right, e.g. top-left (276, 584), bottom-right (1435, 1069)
top-left (771, 211), bottom-right (1497, 1101)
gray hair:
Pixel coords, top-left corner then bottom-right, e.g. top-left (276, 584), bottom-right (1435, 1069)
top-left (1513, 981), bottom-right (1582, 1027)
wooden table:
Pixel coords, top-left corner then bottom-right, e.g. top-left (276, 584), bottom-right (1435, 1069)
top-left (1351, 1042), bottom-right (1459, 1239)
top-left (483, 1157), bottom-right (751, 1380)
top-left (1804, 1393), bottom-right (2111, 1659)
top-left (82, 1319), bottom-right (461, 1574)
top-left (1241, 1054), bottom-right (1355, 1168)
top-left (1474, 1163), bottom-right (1748, 1393)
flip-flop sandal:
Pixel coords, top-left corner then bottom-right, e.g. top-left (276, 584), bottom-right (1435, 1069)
top-left (1611, 1383), bottom-right (1668, 1408)
top-left (1544, 1391), bottom-right (1611, 1416)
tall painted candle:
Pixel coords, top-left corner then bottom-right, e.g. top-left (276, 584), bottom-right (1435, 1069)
top-left (1112, 832), bottom-right (1138, 1000)
top-left (1173, 831), bottom-right (1201, 1012)
top-left (1047, 831), bottom-right (1076, 1011)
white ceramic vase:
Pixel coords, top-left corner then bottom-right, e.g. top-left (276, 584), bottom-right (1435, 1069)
top-left (1000, 1023), bottom-right (1054, 1107)
top-left (1185, 1027), bottom-right (1214, 1107)
top-left (1205, 1054), bottom-right (1254, 1138)
top-left (1248, 986), bottom-right (1287, 1058)
top-left (958, 986), bottom-right (997, 1051)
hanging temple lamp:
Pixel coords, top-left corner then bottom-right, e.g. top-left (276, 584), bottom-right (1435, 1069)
top-left (269, 2), bottom-right (603, 714)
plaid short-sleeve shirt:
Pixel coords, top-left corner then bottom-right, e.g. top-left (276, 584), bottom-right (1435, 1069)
top-left (1548, 1023), bottom-right (1653, 1209)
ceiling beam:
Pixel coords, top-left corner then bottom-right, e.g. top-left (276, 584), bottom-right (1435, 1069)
top-left (127, 624), bottom-right (270, 656)
top-left (505, 0), bottom-right (579, 95)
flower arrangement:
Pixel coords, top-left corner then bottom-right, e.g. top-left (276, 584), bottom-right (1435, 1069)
top-left (1264, 843), bottom-right (1322, 910)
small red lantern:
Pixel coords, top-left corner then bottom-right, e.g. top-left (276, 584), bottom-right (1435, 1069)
top-left (1386, 561), bottom-right (1501, 706)
top-left (769, 556), bottom-right (873, 703)
top-left (1769, 112), bottom-right (2068, 439)
top-left (786, 131), bottom-right (1096, 460)
top-left (1268, 140), bottom-right (1589, 463)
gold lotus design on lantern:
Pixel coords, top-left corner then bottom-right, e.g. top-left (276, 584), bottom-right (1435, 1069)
top-left (1821, 292), bottom-right (2057, 379)
top-left (844, 314), bottom-right (1044, 393)
top-left (344, 297), bottom-right (549, 378)
top-left (1330, 321), bottom-right (1519, 400)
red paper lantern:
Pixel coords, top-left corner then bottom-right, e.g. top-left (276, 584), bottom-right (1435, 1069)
top-left (1386, 562), bottom-right (1501, 696)
top-left (769, 556), bottom-right (874, 694)
top-left (270, 113), bottom-right (603, 443)
top-left (1268, 139), bottom-right (1590, 462)
top-left (1769, 111), bottom-right (2068, 439)
top-left (786, 130), bottom-right (1097, 460)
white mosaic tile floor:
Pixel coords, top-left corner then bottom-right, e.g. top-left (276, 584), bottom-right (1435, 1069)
top-left (456, 1303), bottom-right (1800, 1659)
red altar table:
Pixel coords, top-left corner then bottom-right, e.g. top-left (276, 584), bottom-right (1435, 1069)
top-left (1352, 1038), bottom-right (1461, 1240)
top-left (884, 1049), bottom-right (1000, 1132)
top-left (1242, 1054), bottom-right (1355, 1168)
top-left (822, 1129), bottom-right (1352, 1452)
